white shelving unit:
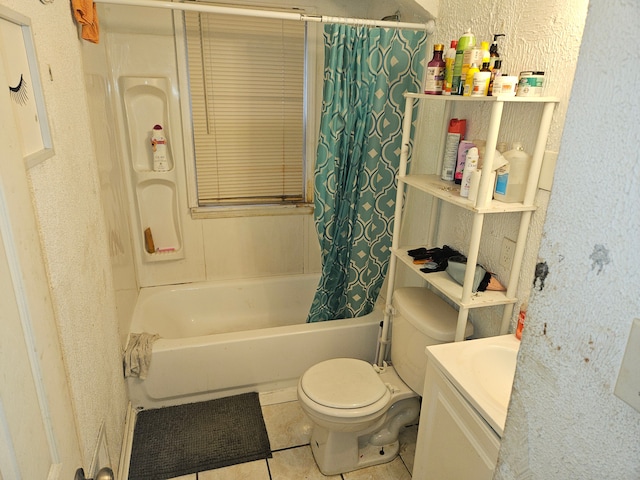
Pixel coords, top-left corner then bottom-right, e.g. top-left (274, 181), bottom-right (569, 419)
top-left (378, 93), bottom-right (558, 358)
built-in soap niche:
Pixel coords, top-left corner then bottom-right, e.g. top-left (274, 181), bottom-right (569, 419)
top-left (137, 179), bottom-right (182, 260)
top-left (120, 76), bottom-right (183, 262)
top-left (121, 76), bottom-right (174, 172)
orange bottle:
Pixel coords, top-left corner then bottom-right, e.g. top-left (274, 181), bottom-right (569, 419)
top-left (516, 302), bottom-right (527, 339)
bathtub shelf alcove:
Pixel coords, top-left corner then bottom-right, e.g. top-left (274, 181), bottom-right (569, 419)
top-left (121, 76), bottom-right (183, 262)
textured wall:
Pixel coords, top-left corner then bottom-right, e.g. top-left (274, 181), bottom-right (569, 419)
top-left (0, 0), bottom-right (128, 472)
top-left (496, 0), bottom-right (640, 477)
top-left (406, 0), bottom-right (588, 337)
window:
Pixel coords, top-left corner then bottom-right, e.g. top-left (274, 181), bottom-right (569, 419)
top-left (184, 9), bottom-right (307, 207)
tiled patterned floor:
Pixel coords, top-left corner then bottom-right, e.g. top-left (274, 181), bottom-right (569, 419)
top-left (163, 390), bottom-right (418, 479)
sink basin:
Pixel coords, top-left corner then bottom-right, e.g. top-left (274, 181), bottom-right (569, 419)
top-left (469, 345), bottom-right (518, 410)
top-left (426, 334), bottom-right (520, 436)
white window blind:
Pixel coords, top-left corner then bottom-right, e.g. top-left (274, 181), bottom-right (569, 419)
top-left (184, 10), bottom-right (305, 206)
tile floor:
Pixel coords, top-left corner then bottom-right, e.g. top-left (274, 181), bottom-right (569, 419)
top-left (163, 390), bottom-right (418, 480)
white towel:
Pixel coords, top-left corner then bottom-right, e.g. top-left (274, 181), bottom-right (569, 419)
top-left (124, 332), bottom-right (159, 380)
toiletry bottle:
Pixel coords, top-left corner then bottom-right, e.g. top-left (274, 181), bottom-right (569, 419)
top-left (441, 118), bottom-right (467, 181)
top-left (451, 29), bottom-right (475, 95)
top-left (487, 59), bottom-right (502, 96)
top-left (494, 142), bottom-right (532, 203)
top-left (516, 301), bottom-right (527, 340)
top-left (489, 34), bottom-right (505, 70)
top-left (425, 43), bottom-right (446, 95)
top-left (471, 62), bottom-right (491, 96)
top-left (454, 140), bottom-right (475, 184)
top-left (480, 41), bottom-right (490, 66)
top-left (443, 40), bottom-right (457, 95)
top-left (460, 147), bottom-right (479, 197)
top-left (463, 62), bottom-right (479, 96)
top-left (151, 124), bottom-right (169, 172)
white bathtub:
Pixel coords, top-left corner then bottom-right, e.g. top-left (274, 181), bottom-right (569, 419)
top-left (126, 274), bottom-right (382, 409)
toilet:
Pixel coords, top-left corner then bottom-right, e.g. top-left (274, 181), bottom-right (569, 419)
top-left (297, 287), bottom-right (473, 475)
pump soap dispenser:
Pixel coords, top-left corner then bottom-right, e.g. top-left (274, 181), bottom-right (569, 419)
top-left (489, 34), bottom-right (505, 70)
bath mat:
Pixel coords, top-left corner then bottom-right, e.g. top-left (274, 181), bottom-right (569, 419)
top-left (128, 392), bottom-right (272, 480)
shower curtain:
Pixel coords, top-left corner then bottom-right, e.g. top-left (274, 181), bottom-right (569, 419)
top-left (307, 24), bottom-right (426, 323)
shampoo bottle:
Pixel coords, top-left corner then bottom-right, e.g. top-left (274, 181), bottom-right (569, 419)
top-left (494, 142), bottom-right (531, 203)
top-left (151, 124), bottom-right (169, 172)
top-left (443, 40), bottom-right (458, 95)
top-left (425, 43), bottom-right (446, 94)
top-left (451, 29), bottom-right (475, 95)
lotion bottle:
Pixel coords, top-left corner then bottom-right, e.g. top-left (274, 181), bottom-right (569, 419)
top-left (151, 124), bottom-right (169, 172)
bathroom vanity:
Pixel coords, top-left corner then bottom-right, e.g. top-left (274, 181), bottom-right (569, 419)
top-left (412, 335), bottom-right (520, 479)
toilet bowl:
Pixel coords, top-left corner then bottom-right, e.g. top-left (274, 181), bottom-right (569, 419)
top-left (297, 287), bottom-right (473, 475)
top-left (298, 360), bottom-right (420, 475)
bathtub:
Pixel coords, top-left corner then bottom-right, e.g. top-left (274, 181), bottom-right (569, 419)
top-left (126, 274), bottom-right (383, 409)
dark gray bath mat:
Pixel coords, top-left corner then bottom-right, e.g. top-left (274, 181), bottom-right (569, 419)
top-left (128, 392), bottom-right (272, 480)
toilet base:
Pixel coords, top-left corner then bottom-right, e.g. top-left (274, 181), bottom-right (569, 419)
top-left (308, 397), bottom-right (419, 476)
top-left (310, 427), bottom-right (400, 476)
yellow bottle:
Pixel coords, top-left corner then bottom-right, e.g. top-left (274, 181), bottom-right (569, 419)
top-left (463, 62), bottom-right (479, 96)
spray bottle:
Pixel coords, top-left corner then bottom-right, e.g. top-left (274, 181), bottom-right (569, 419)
top-left (460, 147), bottom-right (479, 197)
top-left (441, 118), bottom-right (466, 181)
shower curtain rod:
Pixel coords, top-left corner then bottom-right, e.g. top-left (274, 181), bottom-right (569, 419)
top-left (93, 0), bottom-right (435, 32)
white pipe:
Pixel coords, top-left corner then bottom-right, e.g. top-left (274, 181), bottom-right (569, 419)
top-left (94, 0), bottom-right (436, 32)
top-left (376, 94), bottom-right (415, 366)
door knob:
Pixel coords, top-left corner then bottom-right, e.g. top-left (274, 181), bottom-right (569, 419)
top-left (74, 467), bottom-right (114, 480)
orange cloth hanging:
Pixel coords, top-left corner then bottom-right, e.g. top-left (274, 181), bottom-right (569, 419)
top-left (71, 0), bottom-right (100, 44)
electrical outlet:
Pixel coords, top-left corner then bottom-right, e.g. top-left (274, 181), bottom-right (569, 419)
top-left (500, 237), bottom-right (516, 269)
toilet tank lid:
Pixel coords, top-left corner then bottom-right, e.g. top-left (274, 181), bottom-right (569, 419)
top-left (392, 287), bottom-right (473, 341)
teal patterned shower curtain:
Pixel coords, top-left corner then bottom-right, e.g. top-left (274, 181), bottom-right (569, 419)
top-left (307, 24), bottom-right (426, 323)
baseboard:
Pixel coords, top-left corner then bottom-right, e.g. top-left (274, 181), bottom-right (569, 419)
top-left (117, 402), bottom-right (136, 480)
top-left (258, 386), bottom-right (298, 406)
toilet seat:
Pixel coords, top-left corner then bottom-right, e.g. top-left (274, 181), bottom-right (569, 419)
top-left (299, 358), bottom-right (391, 418)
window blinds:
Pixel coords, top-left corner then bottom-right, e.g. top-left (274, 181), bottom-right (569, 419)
top-left (184, 11), bottom-right (305, 205)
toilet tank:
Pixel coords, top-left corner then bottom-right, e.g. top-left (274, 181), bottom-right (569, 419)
top-left (390, 287), bottom-right (473, 395)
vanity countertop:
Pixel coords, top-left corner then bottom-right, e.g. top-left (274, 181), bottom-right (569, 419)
top-left (426, 334), bottom-right (520, 437)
